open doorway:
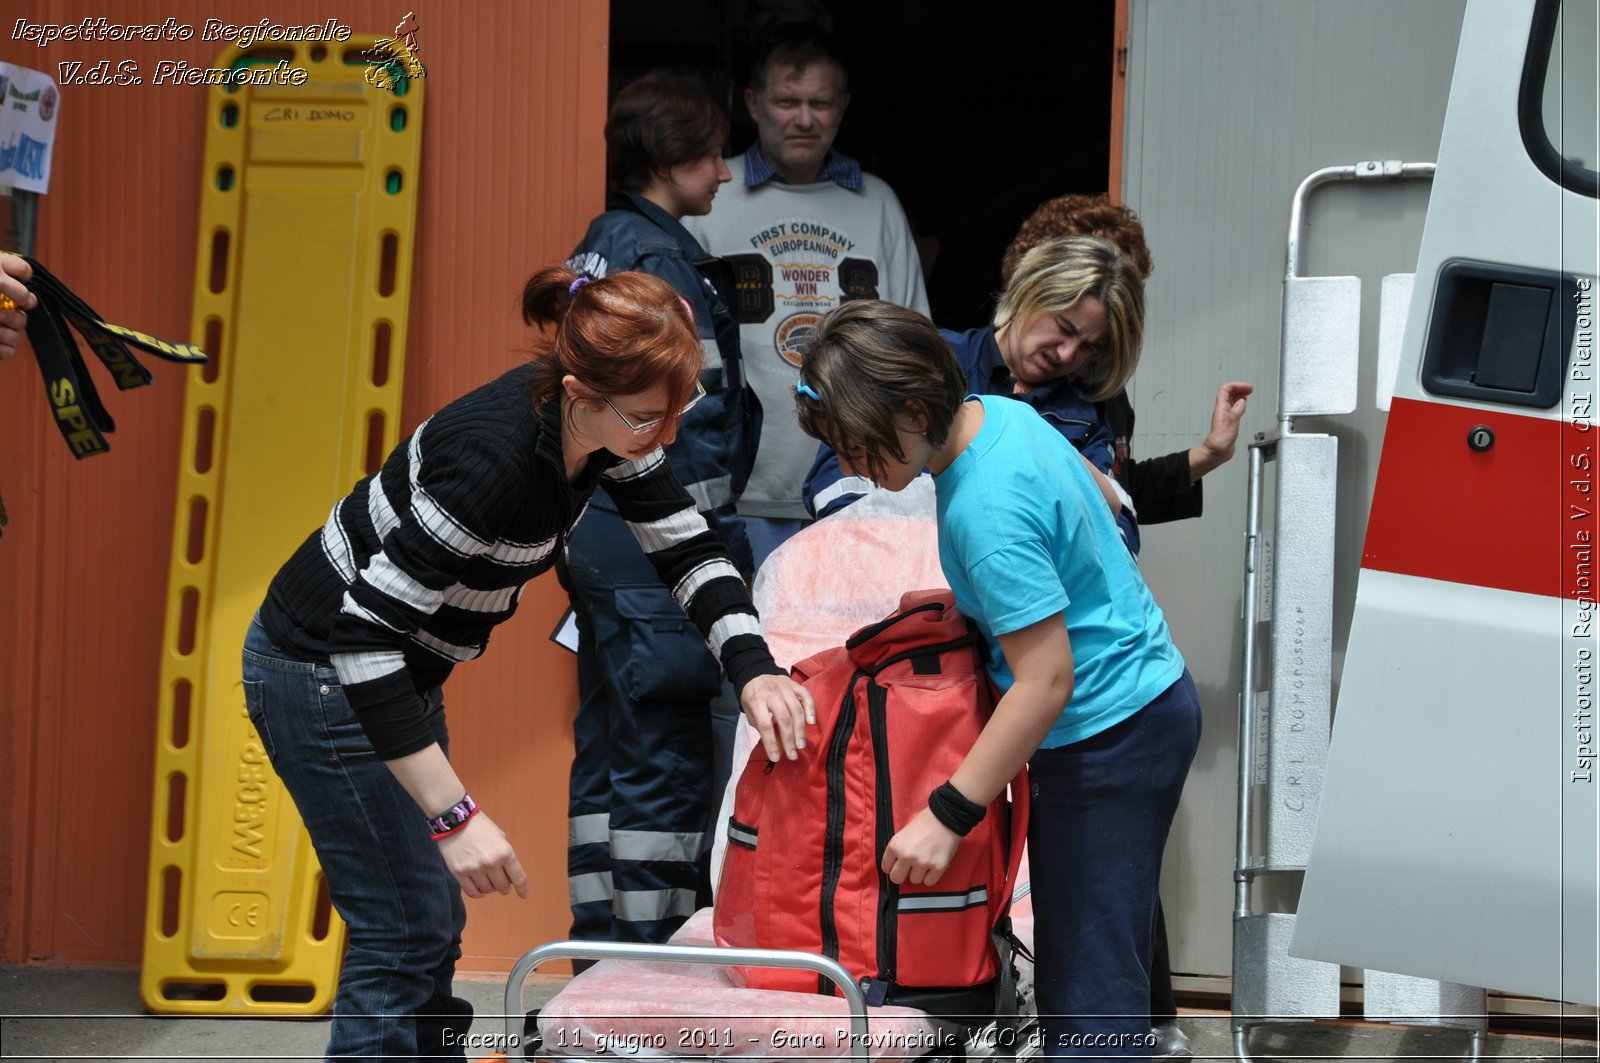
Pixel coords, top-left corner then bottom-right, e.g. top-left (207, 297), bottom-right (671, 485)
top-left (608, 0), bottom-right (1116, 329)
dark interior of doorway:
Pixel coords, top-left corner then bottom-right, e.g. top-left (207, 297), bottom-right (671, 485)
top-left (610, 0), bottom-right (1115, 330)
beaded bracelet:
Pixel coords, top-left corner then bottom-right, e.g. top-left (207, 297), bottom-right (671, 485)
top-left (428, 793), bottom-right (479, 840)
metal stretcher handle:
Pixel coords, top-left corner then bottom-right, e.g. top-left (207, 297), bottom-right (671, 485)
top-left (504, 939), bottom-right (871, 1062)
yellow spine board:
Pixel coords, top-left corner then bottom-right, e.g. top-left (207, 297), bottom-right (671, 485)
top-left (141, 39), bottom-right (424, 1016)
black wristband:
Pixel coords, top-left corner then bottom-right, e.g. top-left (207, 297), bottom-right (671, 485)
top-left (927, 781), bottom-right (986, 837)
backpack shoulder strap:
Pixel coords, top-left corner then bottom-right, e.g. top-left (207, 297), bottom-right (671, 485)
top-left (995, 763), bottom-right (1029, 933)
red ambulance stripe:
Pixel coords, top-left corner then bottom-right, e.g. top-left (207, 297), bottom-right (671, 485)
top-left (1362, 396), bottom-right (1597, 601)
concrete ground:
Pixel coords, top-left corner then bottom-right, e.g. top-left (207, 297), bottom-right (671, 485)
top-left (1, 966), bottom-right (1594, 1062)
top-left (0, 968), bottom-right (559, 1062)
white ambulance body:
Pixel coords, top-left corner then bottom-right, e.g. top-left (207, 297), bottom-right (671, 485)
top-left (1291, 0), bottom-right (1598, 1006)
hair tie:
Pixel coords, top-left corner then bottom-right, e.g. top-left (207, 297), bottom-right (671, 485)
top-left (568, 276), bottom-right (591, 296)
top-left (677, 295), bottom-right (695, 323)
top-left (796, 380), bottom-right (822, 402)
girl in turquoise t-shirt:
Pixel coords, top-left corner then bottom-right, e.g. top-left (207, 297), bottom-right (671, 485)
top-left (794, 272), bottom-right (1201, 1060)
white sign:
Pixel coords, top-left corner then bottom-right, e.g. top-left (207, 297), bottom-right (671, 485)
top-left (549, 608), bottom-right (579, 654)
top-left (0, 63), bottom-right (60, 194)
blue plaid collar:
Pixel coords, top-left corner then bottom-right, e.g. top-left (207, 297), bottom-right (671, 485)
top-left (743, 143), bottom-right (864, 191)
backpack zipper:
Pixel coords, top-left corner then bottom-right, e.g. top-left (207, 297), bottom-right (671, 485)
top-left (818, 672), bottom-right (861, 993)
top-left (868, 678), bottom-right (898, 987)
top-left (844, 600), bottom-right (944, 650)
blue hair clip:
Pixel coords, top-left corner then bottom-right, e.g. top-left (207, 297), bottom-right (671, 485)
top-left (796, 381), bottom-right (822, 402)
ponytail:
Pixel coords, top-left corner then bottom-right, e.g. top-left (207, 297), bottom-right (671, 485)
top-left (523, 265), bottom-right (585, 404)
top-left (522, 264), bottom-right (583, 330)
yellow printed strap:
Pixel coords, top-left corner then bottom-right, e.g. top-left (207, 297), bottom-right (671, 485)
top-left (21, 256), bottom-right (208, 460)
top-left (26, 257), bottom-right (207, 374)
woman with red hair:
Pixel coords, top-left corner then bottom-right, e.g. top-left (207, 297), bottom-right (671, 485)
top-left (243, 265), bottom-right (812, 1060)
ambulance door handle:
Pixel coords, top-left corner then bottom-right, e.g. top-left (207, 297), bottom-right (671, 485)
top-left (1420, 261), bottom-right (1578, 410)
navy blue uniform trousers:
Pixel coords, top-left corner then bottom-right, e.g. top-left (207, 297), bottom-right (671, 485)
top-left (559, 503), bottom-right (734, 947)
top-left (1029, 670), bottom-right (1202, 1060)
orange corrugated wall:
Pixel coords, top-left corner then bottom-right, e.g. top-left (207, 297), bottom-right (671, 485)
top-left (0, 0), bottom-right (606, 975)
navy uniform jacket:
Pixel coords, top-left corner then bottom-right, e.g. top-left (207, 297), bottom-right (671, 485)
top-left (567, 193), bottom-right (760, 571)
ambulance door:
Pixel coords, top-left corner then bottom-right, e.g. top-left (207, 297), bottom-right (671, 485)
top-left (1292, 0), bottom-right (1598, 1005)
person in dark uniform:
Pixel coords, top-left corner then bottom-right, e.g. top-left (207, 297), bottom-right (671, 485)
top-left (559, 72), bottom-right (762, 951)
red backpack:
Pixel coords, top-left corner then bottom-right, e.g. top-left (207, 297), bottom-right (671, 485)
top-left (715, 589), bottom-right (1029, 1019)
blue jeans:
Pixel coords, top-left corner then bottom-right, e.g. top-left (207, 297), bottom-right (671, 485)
top-left (242, 619), bottom-right (469, 1060)
top-left (1028, 670), bottom-right (1202, 1061)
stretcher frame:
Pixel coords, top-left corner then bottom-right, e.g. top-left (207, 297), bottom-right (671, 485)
top-left (504, 940), bottom-right (873, 1062)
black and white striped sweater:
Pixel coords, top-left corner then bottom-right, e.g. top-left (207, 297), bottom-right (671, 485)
top-left (259, 363), bottom-right (780, 759)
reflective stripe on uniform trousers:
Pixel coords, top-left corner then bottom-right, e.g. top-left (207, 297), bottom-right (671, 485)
top-left (569, 812), bottom-right (609, 847)
top-left (568, 814), bottom-right (705, 921)
top-left (570, 815), bottom-right (703, 862)
top-left (569, 870), bottom-right (614, 906)
top-left (613, 829), bottom-right (703, 863)
top-left (614, 888), bottom-right (698, 923)
top-left (567, 874), bottom-right (698, 924)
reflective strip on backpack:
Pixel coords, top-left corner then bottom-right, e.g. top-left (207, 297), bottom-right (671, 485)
top-left (726, 816), bottom-right (758, 850)
top-left (897, 886), bottom-right (988, 913)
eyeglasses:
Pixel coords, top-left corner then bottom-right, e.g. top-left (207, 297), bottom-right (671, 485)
top-left (603, 380), bottom-right (707, 433)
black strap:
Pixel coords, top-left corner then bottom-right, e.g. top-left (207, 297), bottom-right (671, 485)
top-left (26, 263), bottom-right (148, 387)
top-left (19, 256), bottom-right (207, 460)
top-left (28, 256), bottom-right (206, 373)
top-left (992, 921), bottom-right (1021, 1059)
top-left (27, 291), bottom-right (116, 458)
